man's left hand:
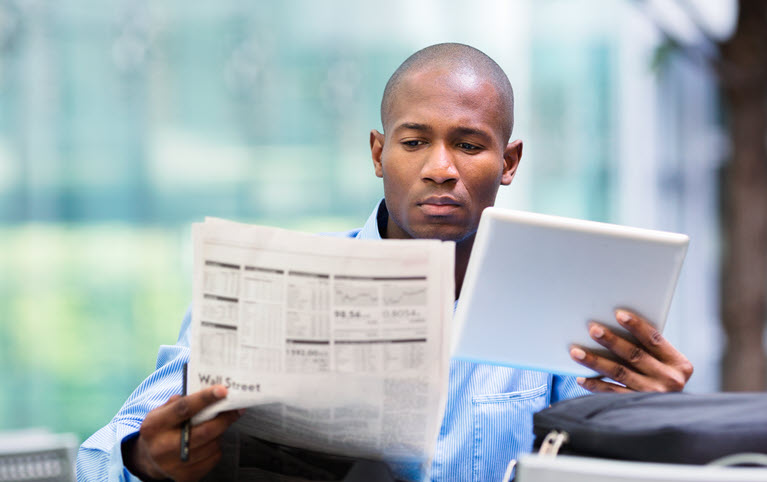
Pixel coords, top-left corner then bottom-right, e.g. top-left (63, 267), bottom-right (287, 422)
top-left (570, 309), bottom-right (694, 393)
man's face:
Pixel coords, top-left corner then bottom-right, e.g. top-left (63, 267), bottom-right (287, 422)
top-left (371, 67), bottom-right (521, 242)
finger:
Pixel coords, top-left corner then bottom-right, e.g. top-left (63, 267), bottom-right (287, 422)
top-left (576, 377), bottom-right (633, 393)
top-left (175, 446), bottom-right (223, 482)
top-left (614, 309), bottom-right (686, 364)
top-left (188, 410), bottom-right (242, 450)
top-left (140, 407), bottom-right (239, 470)
top-left (588, 322), bottom-right (666, 376)
top-left (148, 429), bottom-right (224, 475)
top-left (179, 438), bottom-right (223, 468)
top-left (167, 440), bottom-right (223, 482)
top-left (570, 346), bottom-right (658, 391)
top-left (137, 428), bottom-right (185, 473)
top-left (152, 386), bottom-right (229, 427)
top-left (158, 410), bottom-right (240, 463)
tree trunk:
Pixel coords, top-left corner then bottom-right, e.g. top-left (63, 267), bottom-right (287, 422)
top-left (718, 0), bottom-right (767, 391)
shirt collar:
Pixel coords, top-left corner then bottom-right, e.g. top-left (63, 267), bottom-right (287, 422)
top-left (355, 199), bottom-right (388, 240)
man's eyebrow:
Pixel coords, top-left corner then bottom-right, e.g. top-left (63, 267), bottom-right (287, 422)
top-left (453, 126), bottom-right (493, 143)
top-left (395, 122), bottom-right (431, 132)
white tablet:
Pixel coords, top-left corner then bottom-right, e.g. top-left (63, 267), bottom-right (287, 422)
top-left (451, 207), bottom-right (689, 377)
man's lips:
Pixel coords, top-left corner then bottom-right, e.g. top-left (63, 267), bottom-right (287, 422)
top-left (417, 196), bottom-right (461, 216)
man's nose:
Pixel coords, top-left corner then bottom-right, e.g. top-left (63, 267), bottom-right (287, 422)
top-left (421, 143), bottom-right (458, 184)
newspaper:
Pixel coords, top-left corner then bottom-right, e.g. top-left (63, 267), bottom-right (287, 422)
top-left (188, 217), bottom-right (454, 480)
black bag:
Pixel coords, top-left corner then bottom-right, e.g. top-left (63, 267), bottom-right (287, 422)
top-left (533, 392), bottom-right (767, 465)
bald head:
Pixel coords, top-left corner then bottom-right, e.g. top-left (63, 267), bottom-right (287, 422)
top-left (381, 43), bottom-right (515, 142)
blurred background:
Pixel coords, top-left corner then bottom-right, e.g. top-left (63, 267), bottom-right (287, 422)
top-left (1, 0), bottom-right (763, 447)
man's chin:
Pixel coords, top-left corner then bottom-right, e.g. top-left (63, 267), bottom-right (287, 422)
top-left (411, 225), bottom-right (475, 243)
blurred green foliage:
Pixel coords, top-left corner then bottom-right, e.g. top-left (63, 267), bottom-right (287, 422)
top-left (0, 226), bottom-right (188, 440)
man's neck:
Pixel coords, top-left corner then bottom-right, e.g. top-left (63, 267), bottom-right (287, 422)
top-left (454, 234), bottom-right (474, 301)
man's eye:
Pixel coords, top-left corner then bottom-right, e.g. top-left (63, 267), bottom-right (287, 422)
top-left (458, 142), bottom-right (480, 151)
top-left (402, 140), bottom-right (424, 147)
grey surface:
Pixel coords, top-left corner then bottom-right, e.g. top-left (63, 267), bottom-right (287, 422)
top-left (516, 455), bottom-right (767, 482)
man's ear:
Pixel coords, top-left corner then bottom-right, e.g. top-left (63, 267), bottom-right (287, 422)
top-left (501, 139), bottom-right (522, 185)
top-left (370, 129), bottom-right (385, 178)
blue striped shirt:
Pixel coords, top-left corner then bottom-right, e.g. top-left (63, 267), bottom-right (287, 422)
top-left (76, 201), bottom-right (588, 481)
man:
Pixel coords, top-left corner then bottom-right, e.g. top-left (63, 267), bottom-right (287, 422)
top-left (77, 43), bottom-right (693, 481)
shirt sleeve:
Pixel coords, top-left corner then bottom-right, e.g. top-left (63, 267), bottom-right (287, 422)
top-left (550, 374), bottom-right (590, 404)
top-left (76, 309), bottom-right (192, 481)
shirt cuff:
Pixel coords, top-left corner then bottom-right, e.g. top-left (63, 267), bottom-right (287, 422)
top-left (108, 431), bottom-right (143, 482)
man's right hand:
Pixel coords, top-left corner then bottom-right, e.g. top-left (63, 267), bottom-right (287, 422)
top-left (123, 385), bottom-right (242, 482)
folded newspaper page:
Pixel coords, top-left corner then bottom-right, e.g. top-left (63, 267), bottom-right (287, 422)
top-left (188, 217), bottom-right (454, 480)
